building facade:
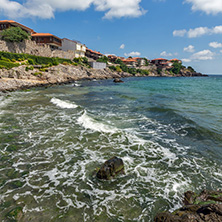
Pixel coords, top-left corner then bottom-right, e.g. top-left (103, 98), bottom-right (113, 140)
top-left (31, 33), bottom-right (62, 50)
top-left (62, 38), bottom-right (86, 58)
top-left (86, 48), bottom-right (103, 60)
top-left (89, 62), bottom-right (107, 69)
top-left (0, 20), bottom-right (34, 34)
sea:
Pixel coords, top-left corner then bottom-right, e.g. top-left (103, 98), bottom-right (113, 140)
top-left (0, 75), bottom-right (222, 221)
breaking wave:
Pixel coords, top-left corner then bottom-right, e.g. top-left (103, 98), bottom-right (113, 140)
top-left (50, 97), bottom-right (78, 109)
top-left (77, 110), bottom-right (119, 133)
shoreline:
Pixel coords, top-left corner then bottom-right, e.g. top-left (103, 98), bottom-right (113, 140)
top-left (0, 64), bottom-right (207, 93)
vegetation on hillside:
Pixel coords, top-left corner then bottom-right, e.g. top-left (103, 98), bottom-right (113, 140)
top-left (97, 56), bottom-right (109, 64)
top-left (109, 58), bottom-right (149, 76)
top-left (1, 27), bottom-right (30, 43)
top-left (73, 57), bottom-right (90, 67)
top-left (0, 51), bottom-right (73, 69)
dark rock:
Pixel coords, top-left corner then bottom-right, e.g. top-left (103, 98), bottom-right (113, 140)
top-left (155, 190), bottom-right (222, 222)
top-left (96, 156), bottom-right (125, 180)
top-left (113, 78), bottom-right (124, 83)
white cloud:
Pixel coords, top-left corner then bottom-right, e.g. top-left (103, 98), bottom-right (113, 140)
top-left (124, 51), bottom-right (141, 57)
top-left (182, 58), bottom-right (191, 63)
top-left (0, 0), bottom-right (146, 19)
top-left (184, 45), bottom-right (195, 53)
top-left (120, 44), bottom-right (125, 49)
top-left (186, 0), bottom-right (222, 15)
top-left (191, 49), bottom-right (214, 60)
top-left (187, 27), bottom-right (210, 38)
top-left (209, 42), bottom-right (222, 48)
top-left (173, 29), bottom-right (187, 37)
top-left (173, 25), bottom-right (222, 38)
top-left (160, 51), bottom-right (173, 57)
top-left (220, 50), bottom-right (222, 53)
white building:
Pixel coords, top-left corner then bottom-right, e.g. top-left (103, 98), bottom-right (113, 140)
top-left (89, 62), bottom-right (107, 69)
top-left (62, 38), bottom-right (86, 58)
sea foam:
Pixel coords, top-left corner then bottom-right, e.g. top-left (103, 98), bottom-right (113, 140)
top-left (51, 98), bottom-right (78, 109)
top-left (77, 111), bottom-right (118, 133)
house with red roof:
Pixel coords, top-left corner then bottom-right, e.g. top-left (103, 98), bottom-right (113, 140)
top-left (0, 20), bottom-right (35, 35)
top-left (151, 58), bottom-right (168, 66)
top-left (31, 33), bottom-right (62, 50)
top-left (108, 55), bottom-right (118, 62)
top-left (122, 58), bottom-right (137, 67)
top-left (86, 48), bottom-right (104, 60)
top-left (170, 58), bottom-right (182, 64)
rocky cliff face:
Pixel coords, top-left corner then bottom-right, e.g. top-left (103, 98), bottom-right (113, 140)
top-left (0, 64), bottom-right (132, 92)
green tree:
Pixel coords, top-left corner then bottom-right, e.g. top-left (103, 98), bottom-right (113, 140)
top-left (1, 27), bottom-right (30, 42)
top-left (97, 56), bottom-right (108, 64)
top-left (172, 62), bottom-right (182, 74)
top-left (187, 66), bottom-right (195, 72)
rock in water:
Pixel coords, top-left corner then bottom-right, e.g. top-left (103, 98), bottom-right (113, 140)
top-left (96, 156), bottom-right (125, 180)
top-left (154, 190), bottom-right (222, 222)
top-left (113, 78), bottom-right (124, 83)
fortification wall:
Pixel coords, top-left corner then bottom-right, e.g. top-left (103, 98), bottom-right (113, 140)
top-left (0, 40), bottom-right (75, 60)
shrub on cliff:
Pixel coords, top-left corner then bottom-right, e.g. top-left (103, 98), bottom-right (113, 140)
top-left (97, 56), bottom-right (108, 64)
top-left (1, 27), bottom-right (30, 42)
top-left (109, 65), bottom-right (116, 71)
top-left (188, 66), bottom-right (195, 72)
top-left (0, 60), bottom-right (20, 69)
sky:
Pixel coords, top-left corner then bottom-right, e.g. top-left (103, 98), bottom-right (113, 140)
top-left (0, 0), bottom-right (222, 74)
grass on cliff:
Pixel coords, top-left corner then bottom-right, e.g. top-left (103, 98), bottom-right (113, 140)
top-left (0, 51), bottom-right (73, 69)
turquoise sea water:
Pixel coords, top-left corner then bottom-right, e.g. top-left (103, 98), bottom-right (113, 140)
top-left (0, 76), bottom-right (222, 221)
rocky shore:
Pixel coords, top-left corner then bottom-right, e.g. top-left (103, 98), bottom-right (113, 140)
top-left (155, 190), bottom-right (222, 222)
top-left (0, 64), bottom-right (132, 92)
top-left (0, 64), bottom-right (207, 93)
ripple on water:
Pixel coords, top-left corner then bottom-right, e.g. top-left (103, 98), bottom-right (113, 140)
top-left (0, 82), bottom-right (222, 221)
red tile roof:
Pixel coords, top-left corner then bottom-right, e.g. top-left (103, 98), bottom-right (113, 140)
top-left (152, 58), bottom-right (168, 61)
top-left (122, 58), bottom-right (137, 62)
top-left (0, 20), bottom-right (34, 33)
top-left (170, 58), bottom-right (181, 62)
top-left (87, 48), bottom-right (103, 55)
top-left (32, 33), bottom-right (61, 40)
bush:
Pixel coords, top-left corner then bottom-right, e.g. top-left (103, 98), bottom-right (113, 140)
top-left (188, 66), bottom-right (195, 72)
top-left (116, 66), bottom-right (122, 72)
top-left (25, 66), bottom-right (34, 71)
top-left (1, 27), bottom-right (30, 42)
top-left (0, 60), bottom-right (20, 69)
top-left (28, 58), bottom-right (35, 65)
top-left (39, 68), bottom-right (48, 72)
top-left (82, 57), bottom-right (88, 64)
top-left (1, 57), bottom-right (11, 62)
top-left (109, 65), bottom-right (116, 71)
top-left (0, 51), bottom-right (73, 69)
top-left (97, 56), bottom-right (108, 64)
top-left (33, 72), bottom-right (42, 76)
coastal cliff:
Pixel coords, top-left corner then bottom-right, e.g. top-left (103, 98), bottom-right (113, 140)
top-left (0, 64), bottom-right (132, 92)
top-left (0, 62), bottom-right (207, 92)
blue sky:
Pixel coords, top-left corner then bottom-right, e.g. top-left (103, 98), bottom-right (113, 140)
top-left (0, 0), bottom-right (222, 74)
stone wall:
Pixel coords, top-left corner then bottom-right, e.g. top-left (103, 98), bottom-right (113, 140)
top-left (0, 40), bottom-right (75, 60)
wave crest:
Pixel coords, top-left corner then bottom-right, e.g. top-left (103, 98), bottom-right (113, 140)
top-left (50, 98), bottom-right (78, 109)
top-left (77, 111), bottom-right (118, 133)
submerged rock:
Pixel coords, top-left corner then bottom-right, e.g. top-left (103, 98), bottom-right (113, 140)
top-left (113, 78), bottom-right (124, 83)
top-left (96, 156), bottom-right (125, 180)
top-left (154, 190), bottom-right (222, 222)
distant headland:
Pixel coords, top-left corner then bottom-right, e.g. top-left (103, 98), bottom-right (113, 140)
top-left (0, 20), bottom-right (207, 92)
